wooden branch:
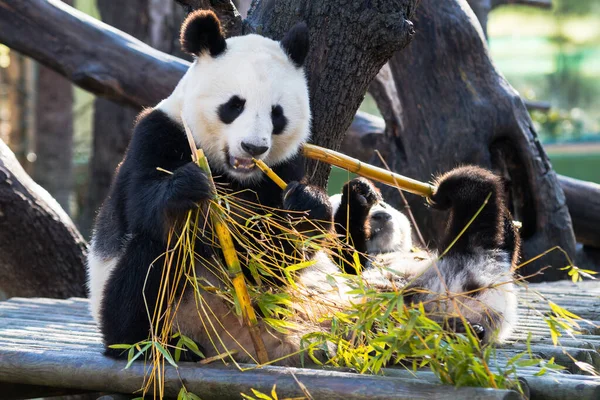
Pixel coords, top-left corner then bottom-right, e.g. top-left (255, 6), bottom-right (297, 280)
top-left (558, 176), bottom-right (600, 248)
top-left (0, 139), bottom-right (87, 298)
top-left (0, 0), bottom-right (189, 108)
top-left (524, 100), bottom-right (551, 112)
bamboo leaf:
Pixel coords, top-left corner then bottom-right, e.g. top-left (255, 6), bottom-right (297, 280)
top-left (154, 342), bottom-right (178, 368)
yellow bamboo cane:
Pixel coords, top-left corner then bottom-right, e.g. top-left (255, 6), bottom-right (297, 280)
top-left (302, 143), bottom-right (435, 197)
top-left (181, 115), bottom-right (269, 365)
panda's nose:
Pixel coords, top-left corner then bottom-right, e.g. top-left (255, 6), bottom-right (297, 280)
top-left (241, 142), bottom-right (269, 157)
top-left (371, 211), bottom-right (392, 222)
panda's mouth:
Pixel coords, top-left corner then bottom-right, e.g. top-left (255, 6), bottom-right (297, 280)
top-left (228, 155), bottom-right (256, 173)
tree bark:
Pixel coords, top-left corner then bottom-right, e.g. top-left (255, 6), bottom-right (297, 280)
top-left (0, 139), bottom-right (87, 299)
top-left (366, 0), bottom-right (576, 281)
top-left (33, 62), bottom-right (74, 213)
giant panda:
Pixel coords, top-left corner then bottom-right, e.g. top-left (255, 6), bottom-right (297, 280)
top-left (330, 168), bottom-right (520, 343)
top-left (87, 10), bottom-right (335, 364)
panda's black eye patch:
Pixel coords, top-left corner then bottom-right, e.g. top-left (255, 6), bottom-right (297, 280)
top-left (271, 105), bottom-right (287, 135)
top-left (218, 96), bottom-right (246, 124)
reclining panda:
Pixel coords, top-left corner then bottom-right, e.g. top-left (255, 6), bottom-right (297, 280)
top-left (330, 172), bottom-right (519, 343)
top-left (87, 10), bottom-right (519, 366)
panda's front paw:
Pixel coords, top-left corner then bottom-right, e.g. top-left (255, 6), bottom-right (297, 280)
top-left (166, 162), bottom-right (214, 215)
top-left (283, 181), bottom-right (332, 224)
top-left (343, 177), bottom-right (381, 212)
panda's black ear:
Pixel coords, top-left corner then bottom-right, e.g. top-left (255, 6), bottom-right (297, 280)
top-left (281, 22), bottom-right (309, 67)
top-left (180, 10), bottom-right (227, 57)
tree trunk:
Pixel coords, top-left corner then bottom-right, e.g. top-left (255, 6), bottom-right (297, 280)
top-left (33, 62), bottom-right (74, 213)
top-left (0, 138), bottom-right (86, 299)
top-left (366, 0), bottom-right (576, 281)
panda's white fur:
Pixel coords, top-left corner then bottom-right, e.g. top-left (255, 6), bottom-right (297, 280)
top-left (157, 34), bottom-right (310, 183)
top-left (330, 186), bottom-right (518, 343)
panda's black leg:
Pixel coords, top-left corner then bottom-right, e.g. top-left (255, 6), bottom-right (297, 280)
top-left (333, 178), bottom-right (381, 273)
top-left (100, 236), bottom-right (172, 358)
top-left (428, 166), bottom-right (519, 257)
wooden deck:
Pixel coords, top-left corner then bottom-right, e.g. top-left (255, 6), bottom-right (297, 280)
top-left (1, 281), bottom-right (599, 400)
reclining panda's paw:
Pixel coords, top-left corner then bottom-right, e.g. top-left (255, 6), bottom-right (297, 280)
top-left (166, 162), bottom-right (214, 213)
top-left (429, 166), bottom-right (501, 211)
top-left (283, 181), bottom-right (333, 223)
top-left (343, 177), bottom-right (381, 212)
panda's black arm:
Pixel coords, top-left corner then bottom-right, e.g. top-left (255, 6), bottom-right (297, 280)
top-left (282, 180), bottom-right (333, 238)
top-left (333, 178), bottom-right (380, 274)
top-left (121, 109), bottom-right (213, 241)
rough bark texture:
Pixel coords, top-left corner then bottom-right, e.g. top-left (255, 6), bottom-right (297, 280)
top-left (245, 0), bottom-right (419, 188)
top-left (33, 63), bottom-right (74, 213)
top-left (365, 0), bottom-right (576, 281)
top-left (0, 139), bottom-right (87, 299)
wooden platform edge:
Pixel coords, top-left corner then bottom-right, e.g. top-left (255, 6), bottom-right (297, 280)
top-left (0, 350), bottom-right (523, 400)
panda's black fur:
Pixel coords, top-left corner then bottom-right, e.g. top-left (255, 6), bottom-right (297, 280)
top-left (332, 167), bottom-right (520, 342)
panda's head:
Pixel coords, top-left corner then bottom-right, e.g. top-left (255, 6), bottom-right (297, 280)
top-left (365, 200), bottom-right (413, 255)
top-left (330, 193), bottom-right (413, 256)
top-left (160, 10), bottom-right (311, 182)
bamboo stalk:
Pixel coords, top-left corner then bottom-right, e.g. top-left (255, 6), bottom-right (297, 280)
top-left (302, 143), bottom-right (435, 197)
top-left (253, 158), bottom-right (287, 190)
top-left (181, 115), bottom-right (269, 365)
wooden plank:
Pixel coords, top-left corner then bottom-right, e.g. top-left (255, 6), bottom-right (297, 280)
top-left (0, 282), bottom-right (598, 399)
top-left (0, 349), bottom-right (522, 400)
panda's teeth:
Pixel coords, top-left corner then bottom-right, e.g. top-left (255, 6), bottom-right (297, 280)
top-left (229, 156), bottom-right (255, 172)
